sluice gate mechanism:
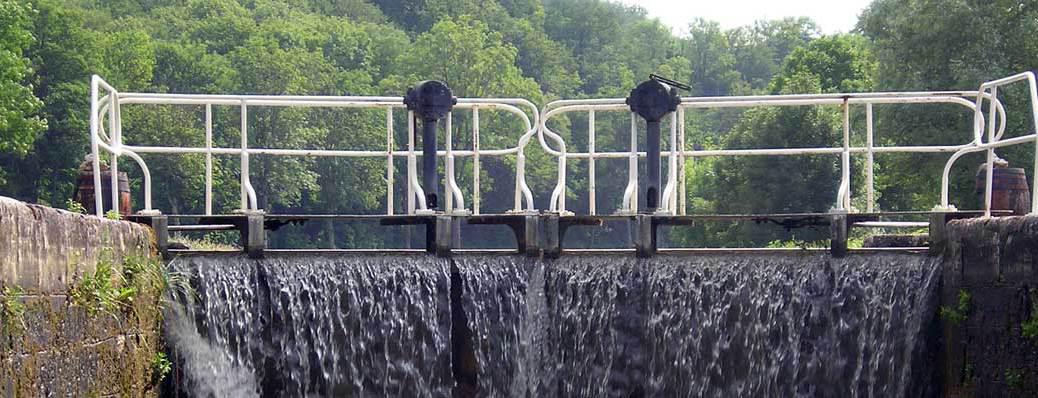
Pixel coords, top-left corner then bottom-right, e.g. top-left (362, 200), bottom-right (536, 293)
top-left (89, 72), bottom-right (1038, 258)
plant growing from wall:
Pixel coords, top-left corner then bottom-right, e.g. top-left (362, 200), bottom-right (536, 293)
top-left (70, 253), bottom-right (192, 318)
top-left (1022, 289), bottom-right (1038, 340)
top-left (0, 286), bottom-right (26, 336)
top-left (68, 252), bottom-right (191, 393)
top-left (1005, 368), bottom-right (1024, 391)
top-left (64, 199), bottom-right (86, 214)
top-left (150, 352), bottom-right (172, 384)
top-left (940, 289), bottom-right (971, 326)
top-left (105, 210), bottom-right (121, 220)
top-left (69, 257), bottom-right (125, 317)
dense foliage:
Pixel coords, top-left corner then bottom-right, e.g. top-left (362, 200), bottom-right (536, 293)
top-left (0, 0), bottom-right (1034, 247)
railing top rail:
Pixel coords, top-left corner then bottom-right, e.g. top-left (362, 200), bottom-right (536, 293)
top-left (543, 90), bottom-right (984, 109)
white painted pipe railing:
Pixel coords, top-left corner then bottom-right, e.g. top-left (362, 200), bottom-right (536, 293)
top-left (88, 75), bottom-right (539, 217)
top-left (90, 72), bottom-right (1038, 219)
top-left (539, 77), bottom-right (1035, 216)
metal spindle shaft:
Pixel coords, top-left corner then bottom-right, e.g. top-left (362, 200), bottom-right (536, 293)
top-left (422, 118), bottom-right (439, 210)
top-left (645, 120), bottom-right (661, 211)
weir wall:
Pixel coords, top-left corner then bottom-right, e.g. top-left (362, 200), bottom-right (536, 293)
top-left (941, 215), bottom-right (1038, 396)
top-left (5, 192), bottom-right (1038, 395)
top-left (0, 196), bottom-right (161, 397)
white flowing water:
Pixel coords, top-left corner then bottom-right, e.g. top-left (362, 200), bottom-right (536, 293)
top-left (168, 252), bottom-right (940, 397)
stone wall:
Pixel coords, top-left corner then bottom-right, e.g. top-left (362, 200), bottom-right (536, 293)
top-left (0, 196), bottom-right (162, 397)
top-left (941, 215), bottom-right (1038, 396)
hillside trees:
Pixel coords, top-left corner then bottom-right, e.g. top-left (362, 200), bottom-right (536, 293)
top-left (0, 0), bottom-right (46, 184)
top-left (685, 35), bottom-right (875, 245)
top-left (860, 0), bottom-right (1038, 211)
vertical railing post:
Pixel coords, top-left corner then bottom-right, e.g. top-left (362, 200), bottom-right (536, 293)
top-left (841, 98), bottom-right (851, 211)
top-left (678, 108), bottom-right (686, 215)
top-left (472, 108), bottom-right (480, 215)
top-left (109, 93), bottom-right (120, 215)
top-left (89, 78), bottom-right (101, 216)
top-left (588, 110), bottom-right (596, 215)
top-left (386, 107), bottom-right (394, 215)
top-left (445, 113), bottom-right (455, 212)
top-left (205, 104), bottom-right (213, 215)
top-left (666, 112), bottom-right (678, 212)
top-left (984, 87), bottom-right (999, 217)
top-left (407, 111), bottom-right (416, 214)
top-left (626, 113), bottom-right (637, 212)
top-left (239, 99), bottom-right (249, 211)
top-left (1026, 73), bottom-right (1038, 214)
top-left (866, 103), bottom-right (874, 213)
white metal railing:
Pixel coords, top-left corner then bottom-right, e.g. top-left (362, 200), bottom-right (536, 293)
top-left (90, 72), bottom-right (1038, 219)
top-left (89, 75), bottom-right (539, 217)
top-left (540, 72), bottom-right (1038, 216)
top-left (942, 72), bottom-right (1038, 217)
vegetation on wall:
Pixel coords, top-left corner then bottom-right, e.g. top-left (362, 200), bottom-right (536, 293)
top-left (940, 289), bottom-right (971, 326)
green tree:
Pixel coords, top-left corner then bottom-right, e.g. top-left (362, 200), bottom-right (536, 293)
top-left (692, 34), bottom-right (875, 245)
top-left (860, 0), bottom-right (1038, 211)
top-left (0, 0), bottom-right (99, 204)
top-left (682, 19), bottom-right (741, 97)
top-left (0, 0), bottom-right (46, 162)
top-left (729, 17), bottom-right (819, 91)
top-left (395, 16), bottom-right (541, 99)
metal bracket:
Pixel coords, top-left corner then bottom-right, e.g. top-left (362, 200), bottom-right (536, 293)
top-left (542, 215), bottom-right (605, 258)
top-left (241, 213), bottom-right (265, 258)
top-left (380, 215), bottom-right (455, 256)
top-left (830, 213), bottom-right (848, 258)
top-left (466, 214), bottom-right (542, 257)
top-left (633, 214), bottom-right (657, 257)
top-left (151, 216), bottom-right (169, 260)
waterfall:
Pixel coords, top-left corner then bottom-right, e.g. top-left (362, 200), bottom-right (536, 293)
top-left (167, 253), bottom-right (453, 397)
top-left (168, 252), bottom-right (940, 397)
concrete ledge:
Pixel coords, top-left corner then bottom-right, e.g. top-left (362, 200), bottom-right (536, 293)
top-left (0, 196), bottom-right (153, 293)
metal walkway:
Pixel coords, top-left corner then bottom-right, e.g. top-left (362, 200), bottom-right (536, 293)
top-left (128, 210), bottom-right (1007, 258)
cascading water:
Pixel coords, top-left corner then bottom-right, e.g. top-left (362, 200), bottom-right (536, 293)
top-left (454, 252), bottom-right (941, 397)
top-left (168, 252), bottom-right (940, 397)
top-left (640, 253), bottom-right (940, 397)
top-left (166, 253), bottom-right (453, 397)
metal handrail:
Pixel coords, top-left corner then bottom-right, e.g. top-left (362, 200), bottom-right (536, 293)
top-left (90, 72), bottom-right (1038, 219)
top-left (538, 85), bottom-right (1030, 215)
top-left (88, 75), bottom-right (539, 217)
top-left (944, 71), bottom-right (1038, 217)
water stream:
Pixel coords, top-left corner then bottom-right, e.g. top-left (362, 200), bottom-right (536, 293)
top-left (166, 253), bottom-right (452, 397)
top-left (167, 251), bottom-right (940, 397)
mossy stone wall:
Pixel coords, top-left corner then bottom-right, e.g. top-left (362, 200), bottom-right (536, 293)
top-left (0, 196), bottom-right (161, 397)
top-left (941, 215), bottom-right (1038, 396)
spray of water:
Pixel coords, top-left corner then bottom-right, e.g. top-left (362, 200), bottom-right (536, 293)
top-left (164, 304), bottom-right (260, 397)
